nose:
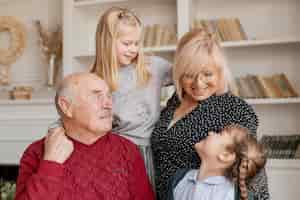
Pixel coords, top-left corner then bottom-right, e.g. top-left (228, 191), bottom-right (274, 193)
top-left (103, 95), bottom-right (112, 109)
top-left (129, 44), bottom-right (138, 54)
top-left (195, 74), bottom-right (207, 88)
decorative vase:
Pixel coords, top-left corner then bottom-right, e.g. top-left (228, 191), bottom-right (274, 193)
top-left (47, 54), bottom-right (56, 87)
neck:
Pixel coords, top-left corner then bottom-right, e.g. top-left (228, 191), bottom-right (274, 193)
top-left (180, 96), bottom-right (198, 110)
top-left (62, 118), bottom-right (107, 145)
top-left (197, 160), bottom-right (227, 181)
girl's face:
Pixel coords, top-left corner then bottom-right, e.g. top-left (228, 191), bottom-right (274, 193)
top-left (195, 130), bottom-right (233, 160)
top-left (181, 64), bottom-right (220, 102)
top-left (116, 25), bottom-right (141, 66)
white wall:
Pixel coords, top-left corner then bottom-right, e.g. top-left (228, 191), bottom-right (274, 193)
top-left (0, 0), bottom-right (62, 89)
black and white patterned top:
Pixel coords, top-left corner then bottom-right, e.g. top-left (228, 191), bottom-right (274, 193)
top-left (151, 92), bottom-right (269, 200)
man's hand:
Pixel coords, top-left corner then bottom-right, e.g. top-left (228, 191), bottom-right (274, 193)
top-left (43, 127), bottom-right (74, 164)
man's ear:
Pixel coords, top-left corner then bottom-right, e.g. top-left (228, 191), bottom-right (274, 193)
top-left (218, 151), bottom-right (236, 164)
top-left (58, 96), bottom-right (73, 118)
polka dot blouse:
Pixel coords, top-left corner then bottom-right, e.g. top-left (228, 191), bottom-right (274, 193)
top-left (151, 92), bottom-right (269, 200)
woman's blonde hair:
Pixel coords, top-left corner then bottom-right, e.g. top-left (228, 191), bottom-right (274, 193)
top-left (173, 29), bottom-right (232, 100)
top-left (90, 7), bottom-right (151, 91)
top-left (223, 124), bottom-right (266, 200)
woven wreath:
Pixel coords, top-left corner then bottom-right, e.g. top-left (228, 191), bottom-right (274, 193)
top-left (0, 16), bottom-right (26, 65)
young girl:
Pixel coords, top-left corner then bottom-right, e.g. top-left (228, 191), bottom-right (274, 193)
top-left (89, 7), bottom-right (172, 184)
top-left (168, 124), bottom-right (266, 200)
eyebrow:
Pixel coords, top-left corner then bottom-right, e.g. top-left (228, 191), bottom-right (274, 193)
top-left (91, 89), bottom-right (103, 94)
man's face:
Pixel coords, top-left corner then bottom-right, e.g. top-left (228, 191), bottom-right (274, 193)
top-left (72, 76), bottom-right (113, 135)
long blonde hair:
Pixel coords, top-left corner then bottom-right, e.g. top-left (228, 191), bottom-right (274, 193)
top-left (223, 125), bottom-right (266, 200)
top-left (173, 29), bottom-right (232, 100)
top-left (90, 7), bottom-right (151, 91)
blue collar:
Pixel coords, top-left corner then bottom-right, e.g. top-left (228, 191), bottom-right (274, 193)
top-left (186, 170), bottom-right (230, 185)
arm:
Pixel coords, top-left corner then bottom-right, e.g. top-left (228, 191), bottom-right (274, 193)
top-left (152, 56), bottom-right (173, 86)
top-left (128, 145), bottom-right (155, 200)
top-left (248, 168), bottom-right (270, 200)
top-left (16, 128), bottom-right (73, 200)
top-left (228, 95), bottom-right (258, 136)
top-left (15, 145), bottom-right (64, 200)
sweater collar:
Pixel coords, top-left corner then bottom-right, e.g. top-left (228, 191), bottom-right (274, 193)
top-left (187, 170), bottom-right (230, 185)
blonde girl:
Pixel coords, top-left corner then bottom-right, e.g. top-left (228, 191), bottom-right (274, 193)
top-left (90, 7), bottom-right (172, 185)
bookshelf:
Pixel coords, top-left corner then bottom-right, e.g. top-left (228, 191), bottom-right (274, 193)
top-left (73, 0), bottom-right (128, 7)
top-left (62, 0), bottom-right (300, 199)
top-left (72, 39), bottom-right (300, 59)
top-left (246, 97), bottom-right (300, 105)
top-left (221, 38), bottom-right (300, 48)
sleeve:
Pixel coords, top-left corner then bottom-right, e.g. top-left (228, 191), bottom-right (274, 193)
top-left (228, 95), bottom-right (258, 135)
top-left (166, 169), bottom-right (190, 200)
top-left (15, 145), bottom-right (64, 200)
top-left (128, 144), bottom-right (155, 200)
top-left (248, 168), bottom-right (270, 200)
top-left (151, 56), bottom-right (172, 85)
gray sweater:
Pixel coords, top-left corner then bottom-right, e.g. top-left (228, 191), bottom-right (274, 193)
top-left (112, 56), bottom-right (171, 145)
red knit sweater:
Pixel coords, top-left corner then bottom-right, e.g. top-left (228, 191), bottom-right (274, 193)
top-left (15, 132), bottom-right (155, 200)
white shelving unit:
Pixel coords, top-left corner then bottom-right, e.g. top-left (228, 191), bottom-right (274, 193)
top-left (61, 1), bottom-right (300, 199)
top-left (73, 0), bottom-right (128, 7)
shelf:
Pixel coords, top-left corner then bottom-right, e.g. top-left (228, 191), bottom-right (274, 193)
top-left (74, 45), bottom-right (177, 59)
top-left (73, 0), bottom-right (128, 7)
top-left (221, 38), bottom-right (300, 48)
top-left (266, 159), bottom-right (300, 169)
top-left (143, 45), bottom-right (176, 53)
top-left (245, 97), bottom-right (300, 105)
top-left (73, 38), bottom-right (300, 58)
top-left (0, 88), bottom-right (55, 105)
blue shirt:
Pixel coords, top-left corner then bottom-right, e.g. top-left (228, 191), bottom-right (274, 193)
top-left (173, 169), bottom-right (234, 200)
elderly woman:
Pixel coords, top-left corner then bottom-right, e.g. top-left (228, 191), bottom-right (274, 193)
top-left (151, 29), bottom-right (269, 200)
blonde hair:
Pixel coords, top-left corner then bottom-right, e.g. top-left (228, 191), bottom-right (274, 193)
top-left (173, 29), bottom-right (232, 100)
top-left (90, 7), bottom-right (151, 91)
top-left (223, 124), bottom-right (266, 200)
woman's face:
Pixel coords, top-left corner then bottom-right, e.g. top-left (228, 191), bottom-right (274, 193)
top-left (181, 64), bottom-right (221, 102)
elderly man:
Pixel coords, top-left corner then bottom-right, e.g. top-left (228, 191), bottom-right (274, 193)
top-left (15, 73), bottom-right (154, 200)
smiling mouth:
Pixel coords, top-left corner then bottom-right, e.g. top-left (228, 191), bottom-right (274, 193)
top-left (99, 114), bottom-right (112, 119)
top-left (192, 87), bottom-right (208, 94)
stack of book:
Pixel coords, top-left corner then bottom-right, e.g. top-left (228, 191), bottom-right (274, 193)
top-left (230, 73), bottom-right (299, 99)
top-left (260, 135), bottom-right (300, 159)
top-left (192, 17), bottom-right (247, 42)
top-left (143, 24), bottom-right (177, 47)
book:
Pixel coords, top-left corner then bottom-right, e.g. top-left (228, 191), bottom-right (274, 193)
top-left (264, 76), bottom-right (283, 98)
top-left (252, 75), bottom-right (268, 98)
top-left (256, 75), bottom-right (276, 98)
top-left (234, 18), bottom-right (247, 40)
top-left (272, 73), bottom-right (293, 98)
top-left (143, 25), bottom-right (150, 47)
top-left (278, 73), bottom-right (299, 97)
top-left (144, 24), bottom-right (155, 47)
top-left (228, 78), bottom-right (240, 97)
top-left (246, 75), bottom-right (261, 98)
top-left (260, 135), bottom-right (300, 159)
